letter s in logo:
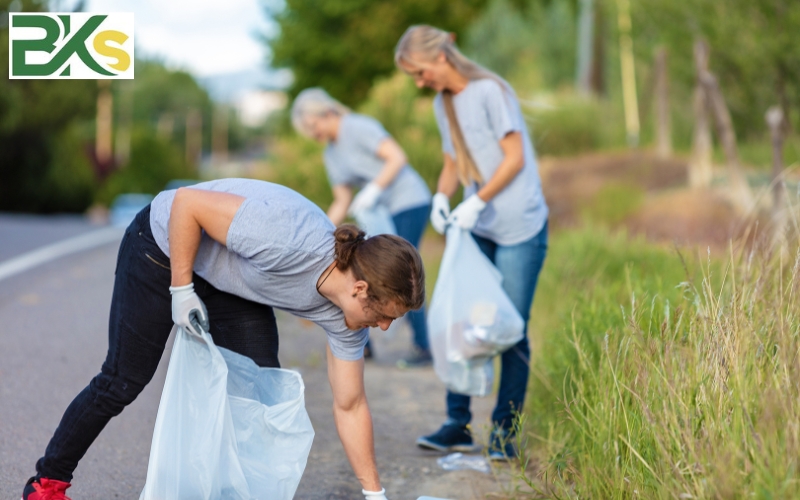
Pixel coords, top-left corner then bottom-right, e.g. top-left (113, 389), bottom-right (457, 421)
top-left (93, 30), bottom-right (130, 72)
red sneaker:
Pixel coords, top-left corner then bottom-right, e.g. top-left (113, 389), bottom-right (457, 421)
top-left (22, 477), bottom-right (72, 500)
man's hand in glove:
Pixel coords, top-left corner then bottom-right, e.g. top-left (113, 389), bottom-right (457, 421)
top-left (169, 283), bottom-right (209, 337)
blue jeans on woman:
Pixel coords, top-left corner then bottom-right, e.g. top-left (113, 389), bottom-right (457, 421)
top-left (446, 221), bottom-right (548, 431)
top-left (391, 204), bottom-right (431, 351)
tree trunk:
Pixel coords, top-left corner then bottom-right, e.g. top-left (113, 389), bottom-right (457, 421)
top-left (95, 80), bottom-right (113, 167)
top-left (576, 0), bottom-right (594, 95)
top-left (689, 41), bottom-right (712, 188)
top-left (114, 81), bottom-right (133, 168)
top-left (157, 113), bottom-right (175, 139)
top-left (654, 47), bottom-right (671, 159)
top-left (616, 0), bottom-right (639, 147)
top-left (589, 0), bottom-right (605, 95)
top-left (212, 105), bottom-right (229, 166)
top-left (766, 106), bottom-right (786, 250)
top-left (185, 109), bottom-right (202, 168)
top-left (700, 70), bottom-right (753, 208)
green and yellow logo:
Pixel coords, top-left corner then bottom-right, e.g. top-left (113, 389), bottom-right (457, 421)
top-left (9, 13), bottom-right (134, 79)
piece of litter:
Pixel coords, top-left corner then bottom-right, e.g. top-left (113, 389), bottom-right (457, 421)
top-left (436, 452), bottom-right (490, 474)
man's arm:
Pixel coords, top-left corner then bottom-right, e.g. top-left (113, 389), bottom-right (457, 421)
top-left (168, 187), bottom-right (245, 286)
top-left (326, 345), bottom-right (381, 492)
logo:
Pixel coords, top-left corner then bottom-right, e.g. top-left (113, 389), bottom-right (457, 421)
top-left (9, 13), bottom-right (134, 79)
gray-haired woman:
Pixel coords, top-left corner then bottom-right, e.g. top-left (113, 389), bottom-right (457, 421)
top-left (291, 88), bottom-right (433, 367)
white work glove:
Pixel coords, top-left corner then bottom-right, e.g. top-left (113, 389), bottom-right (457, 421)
top-left (349, 182), bottom-right (384, 215)
top-left (169, 283), bottom-right (209, 338)
top-left (430, 192), bottom-right (451, 234)
top-left (362, 488), bottom-right (388, 500)
top-left (447, 194), bottom-right (487, 231)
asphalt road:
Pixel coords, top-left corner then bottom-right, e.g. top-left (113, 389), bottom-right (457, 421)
top-left (0, 214), bottom-right (505, 499)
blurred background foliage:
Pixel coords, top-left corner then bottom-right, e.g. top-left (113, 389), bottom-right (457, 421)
top-left (1, 0), bottom-right (799, 215)
top-left (262, 0), bottom-right (800, 208)
top-left (266, 0), bottom-right (487, 106)
top-left (0, 0), bottom-right (206, 213)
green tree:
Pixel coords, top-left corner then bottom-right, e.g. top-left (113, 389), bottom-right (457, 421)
top-left (632, 0), bottom-right (800, 138)
top-left (0, 0), bottom-right (99, 212)
top-left (267, 0), bottom-right (487, 106)
top-left (96, 128), bottom-right (194, 205)
top-left (464, 0), bottom-right (577, 89)
top-left (116, 59), bottom-right (214, 156)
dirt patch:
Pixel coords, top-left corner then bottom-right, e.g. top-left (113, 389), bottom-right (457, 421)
top-left (540, 151), bottom-right (688, 229)
top-left (625, 188), bottom-right (749, 252)
top-left (538, 151), bottom-right (773, 253)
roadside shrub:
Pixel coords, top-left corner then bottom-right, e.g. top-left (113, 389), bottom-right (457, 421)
top-left (39, 124), bottom-right (97, 213)
top-left (265, 134), bottom-right (331, 209)
top-left (519, 225), bottom-right (800, 498)
top-left (526, 94), bottom-right (612, 156)
top-left (96, 128), bottom-right (194, 205)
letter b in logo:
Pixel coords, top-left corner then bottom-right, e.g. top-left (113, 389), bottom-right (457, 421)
top-left (9, 13), bottom-right (134, 79)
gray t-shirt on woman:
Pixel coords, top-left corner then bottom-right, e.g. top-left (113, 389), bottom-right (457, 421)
top-left (433, 79), bottom-right (548, 246)
top-left (324, 113), bottom-right (431, 214)
top-left (149, 178), bottom-right (368, 361)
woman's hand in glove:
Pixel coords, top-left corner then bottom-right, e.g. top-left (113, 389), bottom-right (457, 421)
top-left (430, 192), bottom-right (451, 234)
top-left (348, 182), bottom-right (384, 215)
top-left (447, 193), bottom-right (487, 231)
top-left (363, 488), bottom-right (388, 500)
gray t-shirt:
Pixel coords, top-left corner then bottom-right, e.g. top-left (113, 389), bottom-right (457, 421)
top-left (433, 79), bottom-right (548, 245)
top-left (149, 178), bottom-right (368, 361)
top-left (324, 113), bottom-right (431, 214)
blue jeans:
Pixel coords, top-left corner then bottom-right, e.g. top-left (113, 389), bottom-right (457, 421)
top-left (446, 221), bottom-right (548, 431)
top-left (35, 206), bottom-right (281, 482)
top-left (392, 204), bottom-right (431, 351)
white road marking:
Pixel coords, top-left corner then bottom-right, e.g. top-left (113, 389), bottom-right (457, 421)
top-left (0, 227), bottom-right (124, 282)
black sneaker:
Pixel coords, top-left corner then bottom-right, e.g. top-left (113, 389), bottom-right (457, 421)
top-left (416, 422), bottom-right (479, 452)
top-left (488, 427), bottom-right (518, 461)
top-left (396, 347), bottom-right (432, 369)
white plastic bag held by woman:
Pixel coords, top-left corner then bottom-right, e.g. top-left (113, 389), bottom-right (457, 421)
top-left (353, 204), bottom-right (397, 237)
top-left (427, 226), bottom-right (524, 396)
top-left (139, 326), bottom-right (315, 500)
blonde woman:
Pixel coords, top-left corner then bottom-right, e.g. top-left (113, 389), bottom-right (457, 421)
top-left (292, 88), bottom-right (433, 367)
top-left (395, 25), bottom-right (549, 459)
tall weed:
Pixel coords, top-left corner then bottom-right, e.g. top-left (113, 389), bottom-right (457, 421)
top-left (521, 227), bottom-right (800, 498)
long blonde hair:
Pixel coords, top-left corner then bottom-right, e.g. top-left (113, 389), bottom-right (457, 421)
top-left (291, 88), bottom-right (350, 138)
top-left (395, 25), bottom-right (511, 186)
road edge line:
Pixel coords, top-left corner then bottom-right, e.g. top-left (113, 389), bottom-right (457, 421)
top-left (0, 227), bottom-right (124, 282)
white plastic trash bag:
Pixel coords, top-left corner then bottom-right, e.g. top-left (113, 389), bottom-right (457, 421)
top-left (353, 205), bottom-right (396, 236)
top-left (434, 353), bottom-right (494, 397)
top-left (140, 326), bottom-right (315, 500)
top-left (428, 226), bottom-right (524, 396)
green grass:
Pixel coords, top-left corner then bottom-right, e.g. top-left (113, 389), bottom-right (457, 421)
top-left (514, 226), bottom-right (800, 498)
